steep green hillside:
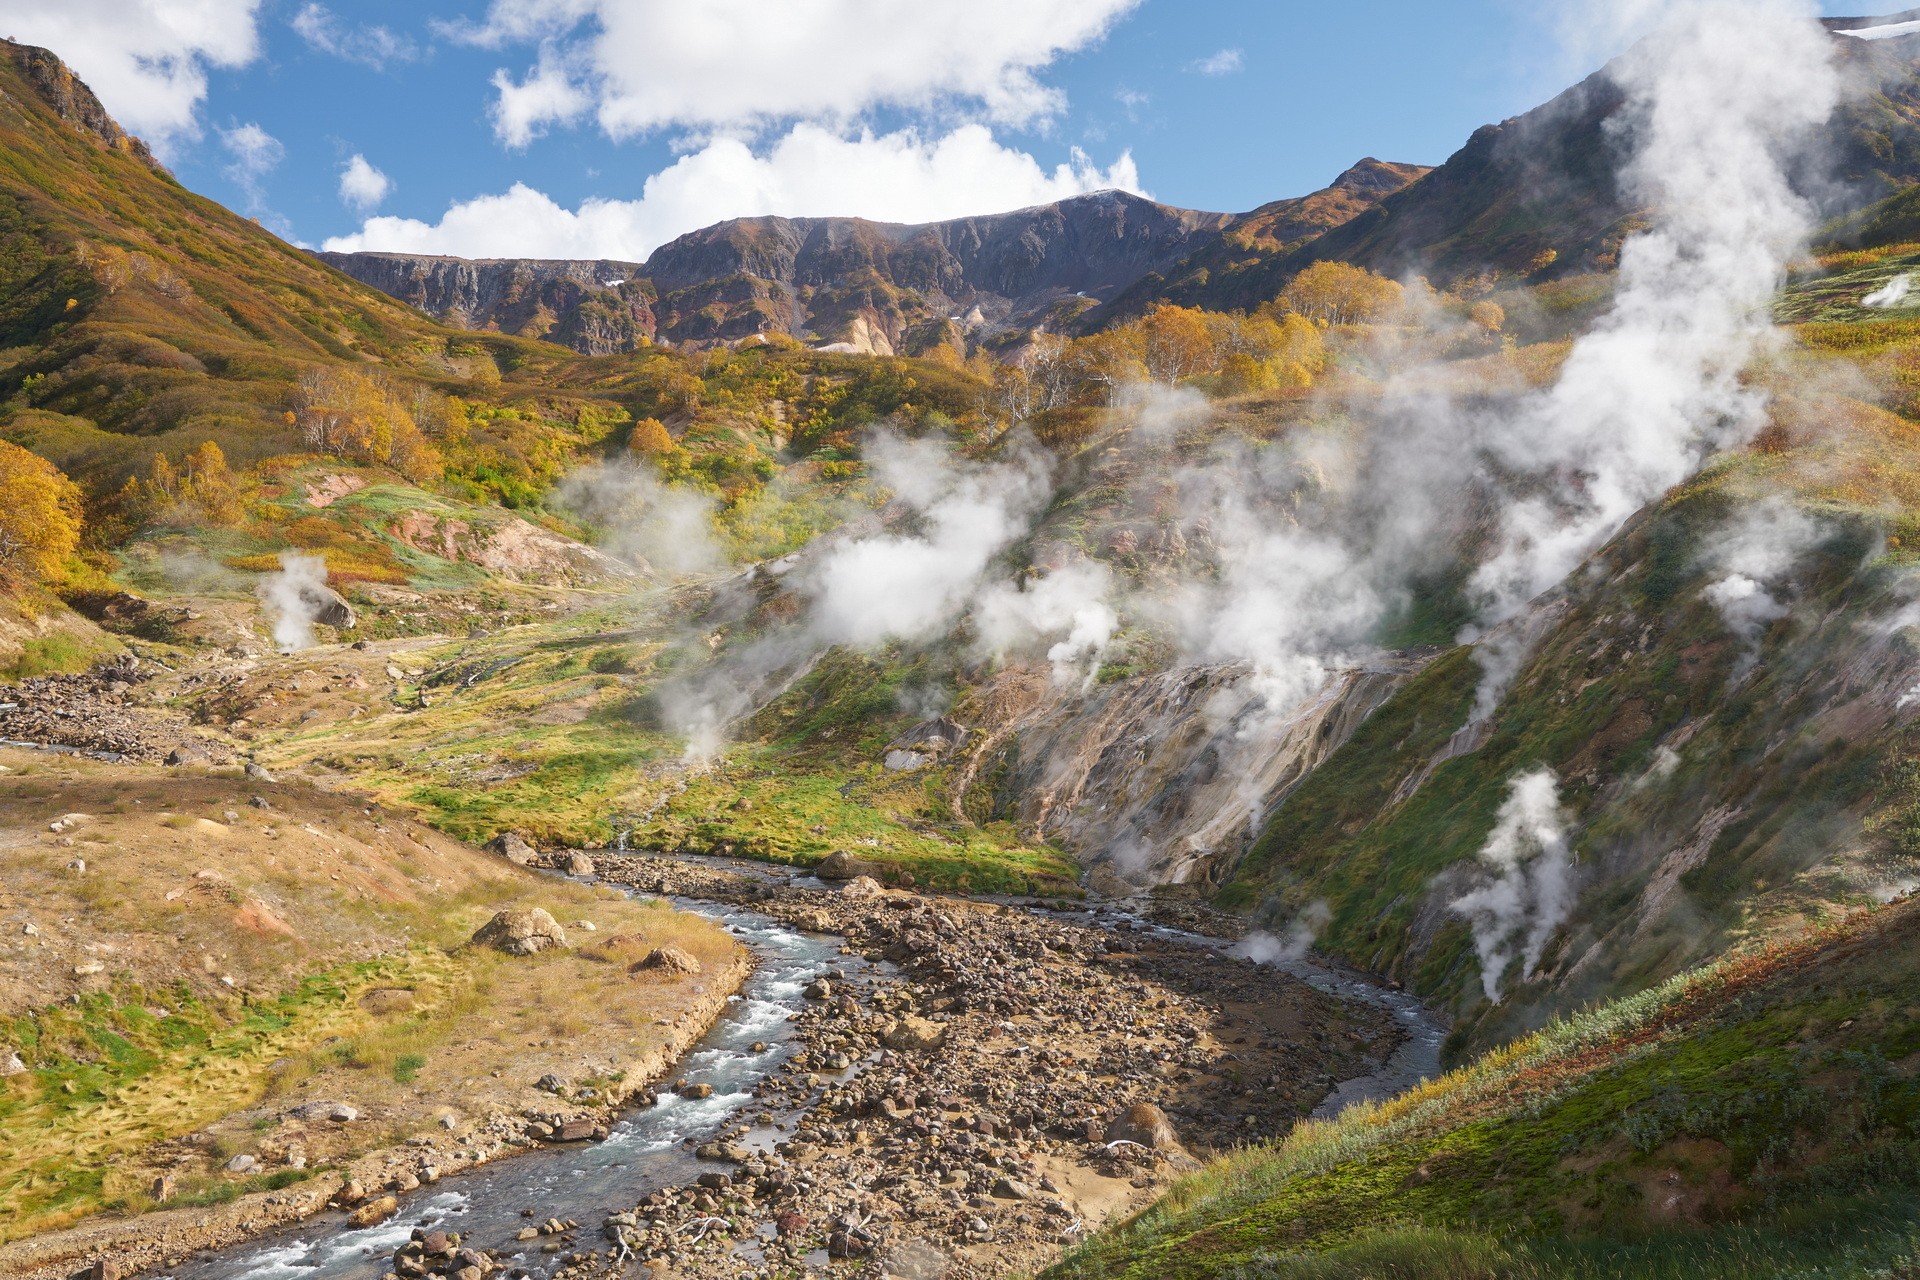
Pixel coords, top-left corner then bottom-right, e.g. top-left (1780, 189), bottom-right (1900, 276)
top-left (1049, 897), bottom-right (1920, 1279)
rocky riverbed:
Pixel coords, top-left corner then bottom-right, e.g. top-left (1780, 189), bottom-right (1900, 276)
top-left (524, 851), bottom-right (1401, 1280)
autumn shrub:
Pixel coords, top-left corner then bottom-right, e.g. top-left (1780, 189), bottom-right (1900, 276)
top-left (0, 439), bottom-right (82, 590)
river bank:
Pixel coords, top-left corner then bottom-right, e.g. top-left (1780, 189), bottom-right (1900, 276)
top-left (0, 944), bottom-right (754, 1280)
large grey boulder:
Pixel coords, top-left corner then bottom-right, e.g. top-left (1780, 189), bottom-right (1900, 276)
top-left (471, 908), bottom-right (568, 956)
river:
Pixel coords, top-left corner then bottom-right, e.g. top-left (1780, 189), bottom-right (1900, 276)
top-left (158, 903), bottom-right (869, 1280)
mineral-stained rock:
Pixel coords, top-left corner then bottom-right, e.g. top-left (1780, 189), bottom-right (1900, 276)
top-left (471, 908), bottom-right (567, 956)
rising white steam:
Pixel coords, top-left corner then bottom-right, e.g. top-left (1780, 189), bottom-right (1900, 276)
top-left (257, 551), bottom-right (335, 652)
top-left (1864, 274), bottom-right (1913, 309)
top-left (802, 436), bottom-right (1053, 648)
top-left (1699, 497), bottom-right (1826, 674)
top-left (1232, 900), bottom-right (1332, 966)
top-left (974, 557), bottom-right (1119, 687)
top-left (1450, 768), bottom-right (1575, 1002)
top-left (1464, 0), bottom-right (1838, 707)
top-left (555, 459), bottom-right (721, 575)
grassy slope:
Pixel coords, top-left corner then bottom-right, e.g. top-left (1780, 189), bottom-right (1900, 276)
top-left (1049, 897), bottom-right (1920, 1279)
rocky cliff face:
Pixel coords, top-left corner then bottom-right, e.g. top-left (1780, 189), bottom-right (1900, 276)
top-left (314, 252), bottom-right (656, 354)
top-left (321, 191), bottom-right (1253, 354)
top-left (4, 40), bottom-right (159, 169)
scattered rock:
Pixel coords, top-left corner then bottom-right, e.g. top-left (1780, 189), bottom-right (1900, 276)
top-left (244, 762), bottom-right (276, 783)
top-left (677, 1082), bottom-right (714, 1100)
top-left (164, 742), bottom-right (209, 766)
top-left (1105, 1101), bottom-right (1181, 1151)
top-left (880, 1016), bottom-right (949, 1053)
top-left (470, 908), bottom-right (567, 956)
top-left (992, 1176), bottom-right (1035, 1200)
top-left (813, 849), bottom-right (883, 881)
top-left (534, 1073), bottom-right (569, 1094)
top-left (347, 1195), bottom-right (399, 1227)
top-left (224, 1154), bottom-right (259, 1175)
top-left (633, 945), bottom-right (702, 976)
top-left (486, 832), bottom-right (537, 865)
top-left (563, 852), bottom-right (595, 877)
top-left (841, 875), bottom-right (885, 899)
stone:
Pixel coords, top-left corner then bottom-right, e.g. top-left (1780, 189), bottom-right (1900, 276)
top-left (678, 1082), bottom-right (714, 1100)
top-left (244, 762), bottom-right (276, 783)
top-left (470, 908), bottom-right (567, 956)
top-left (165, 742), bottom-right (209, 766)
top-left (291, 1100), bottom-right (357, 1122)
top-left (991, 1177), bottom-right (1034, 1201)
top-left (804, 978), bottom-right (833, 1000)
top-left (535, 1073), bottom-right (569, 1094)
top-left (841, 875), bottom-right (884, 899)
top-left (416, 1230), bottom-right (453, 1255)
top-left (564, 852), bottom-right (595, 877)
top-left (224, 1153), bottom-right (259, 1174)
top-left (877, 1238), bottom-right (952, 1280)
top-left (553, 1119), bottom-right (597, 1142)
top-left (348, 1195), bottom-right (400, 1227)
top-left (150, 1174), bottom-right (174, 1203)
top-left (486, 832), bottom-right (537, 865)
top-left (813, 850), bottom-right (882, 881)
top-left (84, 1260), bottom-right (121, 1280)
top-left (880, 1016), bottom-right (949, 1053)
top-left (0, 1052), bottom-right (25, 1076)
top-left (632, 946), bottom-right (701, 976)
top-left (1104, 1101), bottom-right (1181, 1151)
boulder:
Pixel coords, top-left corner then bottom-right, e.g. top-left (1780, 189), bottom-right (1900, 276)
top-left (632, 945), bottom-right (701, 976)
top-left (841, 875), bottom-right (884, 899)
top-left (0, 1051), bottom-right (24, 1076)
top-left (347, 1195), bottom-right (399, 1227)
top-left (563, 852), bottom-right (596, 877)
top-left (471, 908), bottom-right (567, 956)
top-left (880, 1016), bottom-right (949, 1053)
top-left (876, 1239), bottom-right (952, 1280)
top-left (1105, 1101), bottom-right (1181, 1151)
top-left (678, 1082), bottom-right (714, 1100)
top-left (486, 832), bottom-right (537, 865)
top-left (165, 742), bottom-right (209, 766)
top-left (814, 850), bottom-right (882, 881)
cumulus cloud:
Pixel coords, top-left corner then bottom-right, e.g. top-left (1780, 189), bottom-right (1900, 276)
top-left (1190, 48), bottom-right (1243, 76)
top-left (489, 50), bottom-right (594, 148)
top-left (323, 122), bottom-right (1142, 260)
top-left (450, 0), bottom-right (1141, 140)
top-left (1, 0), bottom-right (262, 149)
top-left (337, 153), bottom-right (392, 211)
top-left (291, 2), bottom-right (417, 69)
top-left (221, 121), bottom-right (283, 209)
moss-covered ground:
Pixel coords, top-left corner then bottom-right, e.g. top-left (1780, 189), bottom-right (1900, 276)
top-left (1048, 899), bottom-right (1920, 1280)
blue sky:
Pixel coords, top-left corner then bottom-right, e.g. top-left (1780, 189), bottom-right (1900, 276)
top-left (0, 0), bottom-right (1899, 261)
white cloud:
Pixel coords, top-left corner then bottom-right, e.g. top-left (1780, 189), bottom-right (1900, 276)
top-left (323, 122), bottom-right (1143, 260)
top-left (337, 153), bottom-right (392, 211)
top-left (489, 51), bottom-right (593, 148)
top-left (452, 0), bottom-right (1141, 142)
top-left (0, 0), bottom-right (262, 149)
top-left (291, 2), bottom-right (417, 69)
top-left (221, 121), bottom-right (282, 207)
top-left (1190, 48), bottom-right (1243, 76)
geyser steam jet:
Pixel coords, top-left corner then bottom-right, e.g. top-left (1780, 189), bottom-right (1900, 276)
top-left (1465, 0), bottom-right (1839, 703)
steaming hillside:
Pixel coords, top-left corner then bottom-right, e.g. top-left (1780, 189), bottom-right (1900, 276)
top-left (9, 9), bottom-right (1920, 1275)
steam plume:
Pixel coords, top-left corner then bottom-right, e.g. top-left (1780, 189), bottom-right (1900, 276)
top-left (257, 551), bottom-right (337, 652)
top-left (1449, 768), bottom-right (1574, 1002)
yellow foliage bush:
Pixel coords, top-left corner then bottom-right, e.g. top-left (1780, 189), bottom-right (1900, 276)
top-left (0, 441), bottom-right (83, 590)
top-left (291, 367), bottom-right (444, 483)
